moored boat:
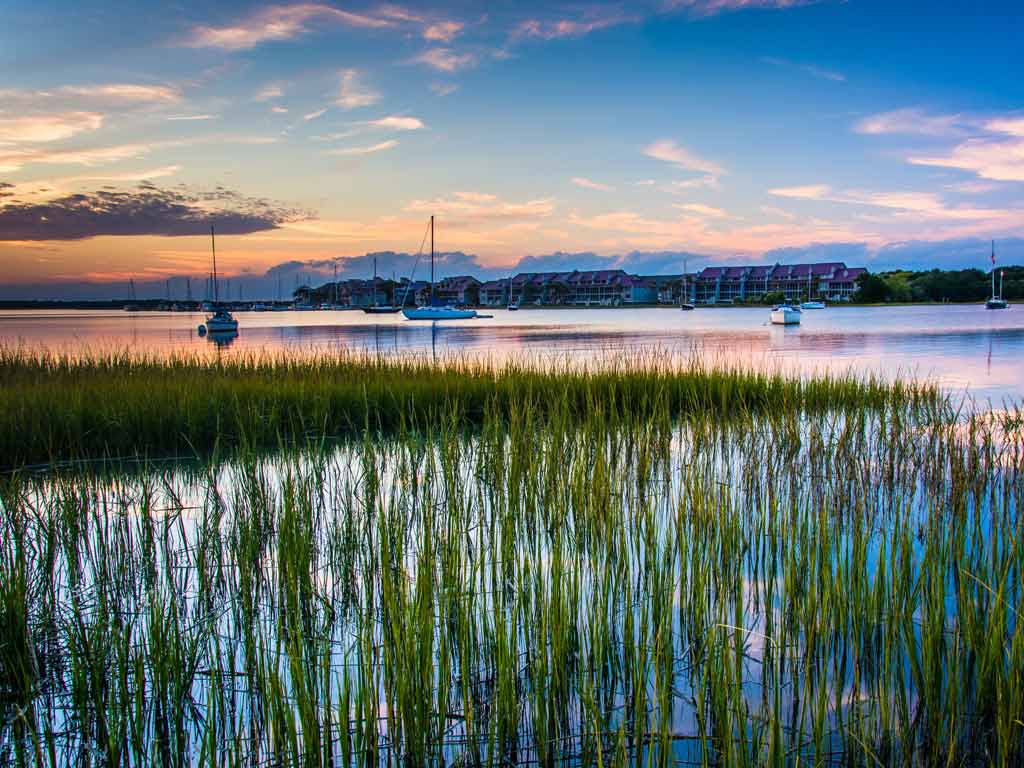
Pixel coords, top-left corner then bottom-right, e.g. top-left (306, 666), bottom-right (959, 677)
top-left (199, 225), bottom-right (238, 334)
top-left (800, 300), bottom-right (826, 309)
top-left (403, 216), bottom-right (480, 321)
top-left (770, 304), bottom-right (801, 325)
top-left (985, 241), bottom-right (1010, 310)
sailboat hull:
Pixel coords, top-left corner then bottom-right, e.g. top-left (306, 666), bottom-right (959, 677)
top-left (403, 307), bottom-right (478, 320)
top-left (986, 298), bottom-right (1009, 309)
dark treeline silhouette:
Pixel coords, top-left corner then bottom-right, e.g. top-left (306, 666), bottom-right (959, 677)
top-left (854, 266), bottom-right (1023, 303)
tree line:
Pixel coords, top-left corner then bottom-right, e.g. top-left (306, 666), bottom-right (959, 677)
top-left (853, 266), bottom-right (1024, 303)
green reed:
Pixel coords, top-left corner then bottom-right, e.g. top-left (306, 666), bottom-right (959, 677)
top-left (0, 347), bottom-right (934, 469)
top-left (0, 354), bottom-right (1021, 766)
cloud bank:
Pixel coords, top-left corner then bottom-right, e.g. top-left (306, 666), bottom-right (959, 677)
top-left (0, 183), bottom-right (309, 240)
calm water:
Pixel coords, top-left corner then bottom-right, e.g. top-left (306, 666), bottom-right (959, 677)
top-left (1, 304), bottom-right (1022, 400)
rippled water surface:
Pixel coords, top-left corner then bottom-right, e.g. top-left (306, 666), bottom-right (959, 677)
top-left (2, 304), bottom-right (1022, 398)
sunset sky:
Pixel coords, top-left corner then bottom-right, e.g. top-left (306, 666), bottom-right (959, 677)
top-left (1, 0), bottom-right (1022, 298)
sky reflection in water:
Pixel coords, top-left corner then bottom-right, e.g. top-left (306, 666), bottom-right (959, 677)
top-left (1, 305), bottom-right (1021, 401)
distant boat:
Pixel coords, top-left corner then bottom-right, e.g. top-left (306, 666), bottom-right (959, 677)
top-left (200, 225), bottom-right (238, 334)
top-left (771, 304), bottom-right (801, 325)
top-left (800, 271), bottom-right (824, 310)
top-left (404, 216), bottom-right (480, 321)
top-left (252, 302), bottom-right (269, 312)
top-left (680, 258), bottom-right (695, 309)
top-left (363, 255), bottom-right (402, 314)
top-left (506, 275), bottom-right (519, 310)
top-left (986, 240), bottom-right (1010, 310)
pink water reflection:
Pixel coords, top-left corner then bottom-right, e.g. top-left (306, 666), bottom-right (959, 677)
top-left (1, 305), bottom-right (1021, 400)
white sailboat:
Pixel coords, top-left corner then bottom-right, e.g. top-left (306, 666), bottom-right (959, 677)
top-left (801, 270), bottom-right (825, 308)
top-left (986, 240), bottom-right (1009, 310)
top-left (770, 304), bottom-right (802, 325)
top-left (201, 225), bottom-right (238, 334)
top-left (680, 258), bottom-right (695, 310)
top-left (404, 216), bottom-right (479, 320)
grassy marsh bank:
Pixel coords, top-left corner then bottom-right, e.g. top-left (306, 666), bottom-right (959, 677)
top-left (0, 348), bottom-right (937, 468)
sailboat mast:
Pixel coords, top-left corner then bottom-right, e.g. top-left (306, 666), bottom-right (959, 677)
top-left (430, 215), bottom-right (435, 305)
top-left (682, 258), bottom-right (688, 306)
top-left (991, 240), bottom-right (996, 299)
top-left (211, 225), bottom-right (219, 304)
top-left (373, 256), bottom-right (378, 307)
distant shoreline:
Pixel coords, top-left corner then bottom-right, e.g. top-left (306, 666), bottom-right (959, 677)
top-left (0, 299), bottom-right (1000, 310)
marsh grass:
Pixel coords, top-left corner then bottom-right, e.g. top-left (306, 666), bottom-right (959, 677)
top-left (1, 351), bottom-right (1022, 766)
top-left (0, 347), bottom-right (936, 469)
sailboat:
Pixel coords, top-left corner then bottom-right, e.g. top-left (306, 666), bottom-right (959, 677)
top-left (201, 225), bottom-right (239, 333)
top-left (986, 240), bottom-right (1009, 309)
top-left (801, 270), bottom-right (825, 309)
top-left (507, 275), bottom-right (519, 310)
top-left (770, 303), bottom-right (801, 325)
top-left (403, 217), bottom-right (478, 320)
top-left (363, 256), bottom-right (402, 314)
top-left (680, 258), bottom-right (695, 310)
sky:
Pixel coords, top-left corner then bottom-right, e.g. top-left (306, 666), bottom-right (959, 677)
top-left (1, 0), bottom-right (1022, 298)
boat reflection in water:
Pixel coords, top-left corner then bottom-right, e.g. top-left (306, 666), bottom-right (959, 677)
top-left (205, 329), bottom-right (239, 349)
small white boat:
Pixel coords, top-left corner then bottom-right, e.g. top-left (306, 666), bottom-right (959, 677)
top-left (404, 306), bottom-right (478, 320)
top-left (800, 300), bottom-right (826, 309)
top-left (507, 302), bottom-right (519, 311)
top-left (770, 304), bottom-right (801, 325)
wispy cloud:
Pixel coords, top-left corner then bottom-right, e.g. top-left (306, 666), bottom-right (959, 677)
top-left (665, 0), bottom-right (820, 18)
top-left (513, 12), bottom-right (635, 40)
top-left (770, 182), bottom-right (1020, 222)
top-left (180, 3), bottom-right (393, 51)
top-left (675, 202), bottom-right (728, 217)
top-left (900, 117), bottom-right (1024, 181)
top-left (0, 112), bottom-right (104, 144)
top-left (424, 21), bottom-right (463, 43)
top-left (303, 108), bottom-right (327, 120)
top-left (412, 48), bottom-right (477, 72)
top-left (404, 191), bottom-right (554, 220)
top-left (0, 84), bottom-right (181, 108)
top-left (336, 69), bottom-right (379, 109)
top-left (909, 137), bottom-right (1024, 182)
top-left (166, 114), bottom-right (217, 121)
top-left (643, 139), bottom-right (723, 175)
top-left (328, 139), bottom-right (399, 156)
top-left (430, 82), bottom-right (458, 96)
top-left (763, 57), bottom-right (845, 82)
top-left (768, 184), bottom-right (832, 199)
top-left (254, 84), bottom-right (284, 102)
top-left (760, 205), bottom-right (796, 219)
top-left (0, 135), bottom-right (279, 174)
top-left (571, 176), bottom-right (614, 191)
top-left (854, 108), bottom-right (966, 137)
top-left (367, 116), bottom-right (425, 131)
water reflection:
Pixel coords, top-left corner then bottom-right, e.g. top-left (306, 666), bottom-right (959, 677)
top-left (1, 305), bottom-right (1022, 399)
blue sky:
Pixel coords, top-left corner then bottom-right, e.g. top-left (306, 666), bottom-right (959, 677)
top-left (0, 0), bottom-right (1022, 296)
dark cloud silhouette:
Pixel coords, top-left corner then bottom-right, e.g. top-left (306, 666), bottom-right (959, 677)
top-left (0, 183), bottom-right (309, 240)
